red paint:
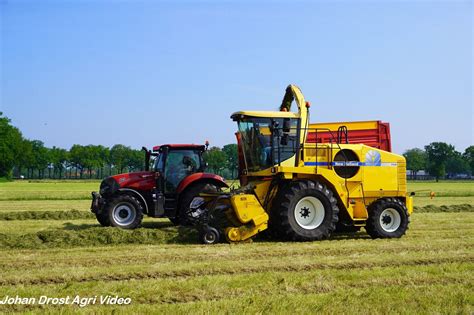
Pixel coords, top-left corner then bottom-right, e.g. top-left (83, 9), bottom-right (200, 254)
top-left (152, 144), bottom-right (205, 152)
top-left (111, 171), bottom-right (156, 190)
top-left (176, 172), bottom-right (228, 193)
top-left (306, 121), bottom-right (392, 152)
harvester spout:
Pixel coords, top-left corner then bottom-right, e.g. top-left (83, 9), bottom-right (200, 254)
top-left (279, 84), bottom-right (310, 145)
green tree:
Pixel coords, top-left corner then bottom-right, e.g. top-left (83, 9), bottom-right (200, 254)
top-left (424, 142), bottom-right (455, 181)
top-left (70, 144), bottom-right (85, 178)
top-left (81, 145), bottom-right (104, 179)
top-left (204, 146), bottom-right (227, 175)
top-left (16, 139), bottom-right (34, 178)
top-left (49, 147), bottom-right (69, 179)
top-left (462, 146), bottom-right (474, 175)
top-left (222, 144), bottom-right (238, 179)
top-left (126, 149), bottom-right (144, 172)
top-left (446, 150), bottom-right (469, 177)
top-left (31, 140), bottom-right (49, 179)
top-left (403, 148), bottom-right (426, 179)
top-left (110, 144), bottom-right (131, 174)
top-left (0, 112), bottom-right (24, 178)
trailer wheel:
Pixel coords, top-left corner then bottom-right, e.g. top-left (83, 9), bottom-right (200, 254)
top-left (105, 194), bottom-right (144, 229)
top-left (272, 180), bottom-right (339, 241)
top-left (95, 212), bottom-right (110, 227)
top-left (365, 198), bottom-right (409, 238)
top-left (200, 226), bottom-right (220, 244)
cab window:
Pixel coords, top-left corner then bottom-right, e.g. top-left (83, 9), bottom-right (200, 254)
top-left (164, 150), bottom-right (201, 192)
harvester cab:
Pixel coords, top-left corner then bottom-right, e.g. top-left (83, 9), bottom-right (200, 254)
top-left (192, 84), bottom-right (413, 244)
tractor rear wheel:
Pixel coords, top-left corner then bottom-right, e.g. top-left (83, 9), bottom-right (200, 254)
top-left (105, 194), bottom-right (144, 229)
top-left (272, 180), bottom-right (339, 241)
top-left (95, 212), bottom-right (110, 227)
top-left (178, 182), bottom-right (220, 226)
top-left (365, 198), bottom-right (409, 238)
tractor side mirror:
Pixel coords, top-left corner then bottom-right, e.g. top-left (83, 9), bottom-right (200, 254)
top-left (142, 147), bottom-right (151, 171)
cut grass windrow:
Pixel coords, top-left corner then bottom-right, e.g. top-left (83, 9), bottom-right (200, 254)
top-left (0, 226), bottom-right (197, 249)
top-left (414, 204), bottom-right (474, 212)
top-left (0, 210), bottom-right (94, 220)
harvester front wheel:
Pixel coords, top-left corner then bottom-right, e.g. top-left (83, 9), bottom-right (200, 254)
top-left (365, 198), bottom-right (409, 238)
top-left (273, 180), bottom-right (339, 241)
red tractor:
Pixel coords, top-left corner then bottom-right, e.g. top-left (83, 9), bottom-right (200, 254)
top-left (91, 144), bottom-right (228, 228)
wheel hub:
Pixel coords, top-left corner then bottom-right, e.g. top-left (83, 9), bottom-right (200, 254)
top-left (300, 207), bottom-right (311, 219)
top-left (112, 202), bottom-right (136, 226)
top-left (382, 214), bottom-right (392, 224)
top-left (379, 208), bottom-right (401, 233)
top-left (294, 196), bottom-right (325, 230)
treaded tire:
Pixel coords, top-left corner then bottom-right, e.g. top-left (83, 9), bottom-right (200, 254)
top-left (272, 180), bottom-right (339, 241)
top-left (95, 212), bottom-right (110, 227)
top-left (168, 216), bottom-right (180, 225)
top-left (200, 227), bottom-right (220, 244)
top-left (365, 198), bottom-right (409, 239)
top-left (178, 182), bottom-right (219, 226)
top-left (105, 194), bottom-right (144, 229)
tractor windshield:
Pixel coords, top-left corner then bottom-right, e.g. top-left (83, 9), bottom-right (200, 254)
top-left (237, 117), bottom-right (299, 172)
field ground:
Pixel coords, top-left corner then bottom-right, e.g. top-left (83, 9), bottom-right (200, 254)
top-left (0, 180), bottom-right (472, 313)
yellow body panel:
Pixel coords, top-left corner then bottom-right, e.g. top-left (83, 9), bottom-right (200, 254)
top-left (226, 194), bottom-right (269, 242)
top-left (247, 143), bottom-right (409, 221)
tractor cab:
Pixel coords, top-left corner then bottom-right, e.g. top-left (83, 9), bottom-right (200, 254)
top-left (151, 144), bottom-right (206, 193)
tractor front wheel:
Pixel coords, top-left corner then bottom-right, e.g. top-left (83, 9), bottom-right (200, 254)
top-left (272, 180), bottom-right (339, 241)
top-left (365, 198), bottom-right (409, 238)
top-left (95, 212), bottom-right (110, 227)
top-left (105, 194), bottom-right (144, 229)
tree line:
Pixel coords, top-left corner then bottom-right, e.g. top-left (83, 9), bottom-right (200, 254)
top-left (404, 143), bottom-right (473, 181)
top-left (0, 112), bottom-right (239, 180)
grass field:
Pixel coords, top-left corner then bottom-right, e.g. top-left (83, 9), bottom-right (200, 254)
top-left (0, 180), bottom-right (472, 313)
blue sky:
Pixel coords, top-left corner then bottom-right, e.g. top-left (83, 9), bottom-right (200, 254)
top-left (1, 0), bottom-right (472, 154)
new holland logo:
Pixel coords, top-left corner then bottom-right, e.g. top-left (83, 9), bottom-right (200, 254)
top-left (365, 150), bottom-right (381, 166)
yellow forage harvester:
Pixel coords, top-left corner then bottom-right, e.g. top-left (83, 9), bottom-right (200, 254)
top-left (191, 85), bottom-right (413, 244)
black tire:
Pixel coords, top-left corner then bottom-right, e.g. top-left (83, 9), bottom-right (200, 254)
top-left (335, 223), bottom-right (361, 233)
top-left (365, 198), bottom-right (409, 239)
top-left (105, 194), bottom-right (144, 229)
top-left (178, 182), bottom-right (219, 226)
top-left (272, 180), bottom-right (339, 241)
top-left (200, 227), bottom-right (220, 244)
top-left (168, 216), bottom-right (180, 225)
top-left (95, 212), bottom-right (110, 227)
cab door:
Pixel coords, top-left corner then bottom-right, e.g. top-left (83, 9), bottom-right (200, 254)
top-left (164, 149), bottom-right (202, 193)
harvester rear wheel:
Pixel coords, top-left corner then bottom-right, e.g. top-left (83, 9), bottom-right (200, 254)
top-left (272, 180), bottom-right (339, 241)
top-left (365, 198), bottom-right (409, 238)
